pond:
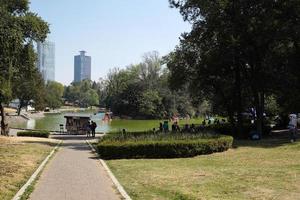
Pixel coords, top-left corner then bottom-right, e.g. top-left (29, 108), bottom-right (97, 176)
top-left (12, 111), bottom-right (204, 133)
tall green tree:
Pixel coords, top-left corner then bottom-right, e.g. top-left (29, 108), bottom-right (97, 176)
top-left (63, 80), bottom-right (99, 108)
top-left (168, 0), bottom-right (300, 137)
top-left (0, 0), bottom-right (49, 135)
top-left (46, 81), bottom-right (64, 109)
top-left (13, 43), bottom-right (45, 115)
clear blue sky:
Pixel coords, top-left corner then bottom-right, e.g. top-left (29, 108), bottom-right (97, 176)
top-left (30, 0), bottom-right (190, 85)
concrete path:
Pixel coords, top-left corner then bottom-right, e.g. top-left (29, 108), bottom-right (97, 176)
top-left (30, 135), bottom-right (121, 200)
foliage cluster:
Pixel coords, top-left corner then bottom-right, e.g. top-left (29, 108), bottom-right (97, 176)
top-left (167, 0), bottom-right (300, 137)
top-left (63, 80), bottom-right (99, 108)
top-left (98, 51), bottom-right (210, 119)
top-left (44, 81), bottom-right (64, 109)
top-left (97, 132), bottom-right (233, 159)
top-left (206, 123), bottom-right (271, 139)
top-left (17, 130), bottom-right (50, 138)
top-left (0, 0), bottom-right (49, 135)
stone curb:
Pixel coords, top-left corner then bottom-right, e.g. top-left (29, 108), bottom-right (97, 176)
top-left (86, 140), bottom-right (132, 200)
top-left (12, 140), bottom-right (63, 200)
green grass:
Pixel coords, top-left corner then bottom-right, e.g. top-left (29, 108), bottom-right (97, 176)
top-left (0, 137), bottom-right (58, 200)
top-left (106, 137), bottom-right (300, 200)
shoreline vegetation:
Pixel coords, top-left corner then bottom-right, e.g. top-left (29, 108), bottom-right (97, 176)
top-left (4, 106), bottom-right (88, 126)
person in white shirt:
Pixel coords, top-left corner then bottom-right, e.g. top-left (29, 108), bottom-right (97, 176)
top-left (288, 114), bottom-right (297, 142)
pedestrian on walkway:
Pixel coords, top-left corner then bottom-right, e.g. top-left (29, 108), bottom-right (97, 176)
top-left (91, 121), bottom-right (97, 137)
top-left (86, 121), bottom-right (91, 138)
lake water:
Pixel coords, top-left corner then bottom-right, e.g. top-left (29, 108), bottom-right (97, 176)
top-left (12, 111), bottom-right (204, 133)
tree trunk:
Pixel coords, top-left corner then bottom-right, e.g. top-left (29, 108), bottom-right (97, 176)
top-left (254, 91), bottom-right (264, 138)
top-left (235, 64), bottom-right (243, 138)
top-left (17, 99), bottom-right (23, 116)
top-left (0, 103), bottom-right (9, 136)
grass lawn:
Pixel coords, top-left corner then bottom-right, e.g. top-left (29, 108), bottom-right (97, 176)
top-left (107, 135), bottom-right (300, 200)
top-left (0, 136), bottom-right (59, 200)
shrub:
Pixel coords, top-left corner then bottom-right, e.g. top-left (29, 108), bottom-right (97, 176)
top-left (17, 130), bottom-right (50, 138)
top-left (97, 132), bottom-right (233, 159)
top-left (207, 123), bottom-right (272, 138)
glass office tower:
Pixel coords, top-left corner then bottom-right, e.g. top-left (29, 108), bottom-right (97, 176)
top-left (74, 51), bottom-right (91, 82)
top-left (37, 41), bottom-right (55, 82)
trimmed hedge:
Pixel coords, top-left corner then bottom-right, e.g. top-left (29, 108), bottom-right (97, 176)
top-left (97, 132), bottom-right (233, 159)
top-left (17, 131), bottom-right (50, 138)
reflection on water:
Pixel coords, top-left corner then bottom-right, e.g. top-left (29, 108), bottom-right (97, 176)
top-left (14, 112), bottom-right (161, 132)
top-left (13, 111), bottom-right (204, 133)
top-left (26, 119), bottom-right (36, 129)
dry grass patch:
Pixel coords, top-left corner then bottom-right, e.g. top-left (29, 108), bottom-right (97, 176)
top-left (0, 136), bottom-right (59, 200)
top-left (107, 138), bottom-right (300, 200)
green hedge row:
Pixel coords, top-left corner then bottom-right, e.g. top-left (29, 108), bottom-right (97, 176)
top-left (97, 133), bottom-right (233, 159)
top-left (17, 131), bottom-right (50, 138)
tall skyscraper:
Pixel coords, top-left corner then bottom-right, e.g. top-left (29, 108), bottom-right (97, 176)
top-left (37, 41), bottom-right (55, 82)
top-left (74, 51), bottom-right (91, 82)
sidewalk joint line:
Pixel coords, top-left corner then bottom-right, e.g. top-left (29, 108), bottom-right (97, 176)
top-left (86, 140), bottom-right (132, 200)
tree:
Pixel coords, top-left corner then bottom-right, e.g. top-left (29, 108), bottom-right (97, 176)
top-left (101, 52), bottom-right (200, 119)
top-left (13, 43), bottom-right (46, 115)
top-left (46, 81), bottom-right (64, 109)
top-left (168, 0), bottom-right (300, 137)
top-left (63, 80), bottom-right (100, 108)
top-left (0, 0), bottom-right (49, 135)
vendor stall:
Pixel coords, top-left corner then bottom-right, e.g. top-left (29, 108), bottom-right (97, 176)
top-left (64, 114), bottom-right (91, 135)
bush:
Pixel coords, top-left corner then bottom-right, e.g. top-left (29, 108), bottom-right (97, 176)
top-left (97, 132), bottom-right (233, 159)
top-left (17, 131), bottom-right (50, 138)
top-left (207, 123), bottom-right (272, 138)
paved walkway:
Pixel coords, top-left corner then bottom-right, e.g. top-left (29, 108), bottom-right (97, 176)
top-left (30, 135), bottom-right (121, 200)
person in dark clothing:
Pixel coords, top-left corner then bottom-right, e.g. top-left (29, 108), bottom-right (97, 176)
top-left (159, 122), bottom-right (163, 132)
top-left (190, 124), bottom-right (196, 133)
top-left (163, 121), bottom-right (169, 133)
top-left (174, 122), bottom-right (180, 132)
top-left (172, 123), bottom-right (176, 132)
top-left (91, 121), bottom-right (97, 137)
top-left (86, 121), bottom-right (91, 137)
top-left (183, 124), bottom-right (189, 132)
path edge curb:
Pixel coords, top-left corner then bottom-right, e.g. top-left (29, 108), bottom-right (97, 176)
top-left (86, 140), bottom-right (132, 200)
top-left (12, 140), bottom-right (63, 200)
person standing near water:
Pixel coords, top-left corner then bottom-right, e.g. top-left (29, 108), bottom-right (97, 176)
top-left (91, 121), bottom-right (97, 137)
top-left (86, 121), bottom-right (91, 137)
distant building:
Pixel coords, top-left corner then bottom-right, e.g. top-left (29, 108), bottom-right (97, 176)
top-left (74, 51), bottom-right (91, 82)
top-left (37, 41), bottom-right (55, 82)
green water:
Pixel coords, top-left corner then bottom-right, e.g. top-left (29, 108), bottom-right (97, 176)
top-left (13, 112), bottom-right (204, 133)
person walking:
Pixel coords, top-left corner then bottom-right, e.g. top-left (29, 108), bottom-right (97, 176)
top-left (288, 114), bottom-right (297, 142)
top-left (86, 121), bottom-right (91, 138)
top-left (91, 121), bottom-right (97, 137)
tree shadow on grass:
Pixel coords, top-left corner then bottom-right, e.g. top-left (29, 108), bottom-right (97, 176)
top-left (233, 130), bottom-right (300, 149)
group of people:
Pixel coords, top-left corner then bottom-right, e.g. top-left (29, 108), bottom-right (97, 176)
top-left (157, 118), bottom-right (226, 133)
top-left (86, 121), bottom-right (97, 137)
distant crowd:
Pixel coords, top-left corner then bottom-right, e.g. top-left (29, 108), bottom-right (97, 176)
top-left (156, 118), bottom-right (227, 133)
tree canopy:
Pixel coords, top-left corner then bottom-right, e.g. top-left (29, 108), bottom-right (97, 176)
top-left (99, 52), bottom-right (206, 119)
top-left (167, 0), bottom-right (300, 137)
top-left (0, 0), bottom-right (49, 135)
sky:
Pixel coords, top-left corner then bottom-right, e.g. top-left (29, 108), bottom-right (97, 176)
top-left (30, 0), bottom-right (191, 85)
